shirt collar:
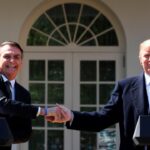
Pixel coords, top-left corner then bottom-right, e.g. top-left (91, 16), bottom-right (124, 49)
top-left (1, 75), bottom-right (15, 88)
top-left (145, 73), bottom-right (150, 86)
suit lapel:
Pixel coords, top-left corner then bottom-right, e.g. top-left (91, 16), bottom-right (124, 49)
top-left (131, 73), bottom-right (148, 115)
top-left (0, 74), bottom-right (9, 98)
top-left (14, 82), bottom-right (23, 102)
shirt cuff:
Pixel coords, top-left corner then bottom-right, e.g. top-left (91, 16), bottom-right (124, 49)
top-left (36, 107), bottom-right (41, 116)
top-left (69, 111), bottom-right (74, 126)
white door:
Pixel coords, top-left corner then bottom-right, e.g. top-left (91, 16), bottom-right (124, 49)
top-left (19, 52), bottom-right (72, 150)
top-left (72, 52), bottom-right (123, 150)
top-left (19, 52), bottom-right (124, 150)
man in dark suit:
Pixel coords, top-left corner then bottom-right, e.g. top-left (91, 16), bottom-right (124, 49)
top-left (0, 41), bottom-right (47, 150)
top-left (46, 39), bottom-right (150, 150)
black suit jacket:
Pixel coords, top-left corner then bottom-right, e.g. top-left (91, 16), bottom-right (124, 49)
top-left (66, 73), bottom-right (149, 150)
top-left (7, 82), bottom-right (32, 143)
top-left (0, 75), bottom-right (38, 143)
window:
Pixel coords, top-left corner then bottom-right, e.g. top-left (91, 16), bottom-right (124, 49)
top-left (27, 3), bottom-right (118, 46)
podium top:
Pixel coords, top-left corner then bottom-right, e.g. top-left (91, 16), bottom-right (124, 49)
top-left (133, 115), bottom-right (150, 145)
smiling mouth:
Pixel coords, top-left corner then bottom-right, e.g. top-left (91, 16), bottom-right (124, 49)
top-left (6, 65), bottom-right (17, 71)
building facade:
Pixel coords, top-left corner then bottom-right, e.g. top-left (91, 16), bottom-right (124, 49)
top-left (0, 0), bottom-right (150, 150)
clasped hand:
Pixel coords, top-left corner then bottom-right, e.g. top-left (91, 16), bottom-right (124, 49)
top-left (45, 104), bottom-right (72, 123)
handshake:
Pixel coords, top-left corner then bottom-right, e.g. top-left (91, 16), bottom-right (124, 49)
top-left (40, 104), bottom-right (73, 123)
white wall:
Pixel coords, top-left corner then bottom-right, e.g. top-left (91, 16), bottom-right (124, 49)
top-left (0, 0), bottom-right (42, 42)
top-left (103, 0), bottom-right (150, 76)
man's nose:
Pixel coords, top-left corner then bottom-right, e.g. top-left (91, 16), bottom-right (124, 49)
top-left (8, 56), bottom-right (17, 62)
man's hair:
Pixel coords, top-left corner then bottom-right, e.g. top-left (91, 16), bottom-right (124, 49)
top-left (0, 41), bottom-right (24, 57)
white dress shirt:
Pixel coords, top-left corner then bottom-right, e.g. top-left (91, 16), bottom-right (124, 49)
top-left (145, 73), bottom-right (150, 112)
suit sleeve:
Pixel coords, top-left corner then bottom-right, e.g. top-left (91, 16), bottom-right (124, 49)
top-left (0, 96), bottom-right (38, 119)
top-left (66, 81), bottom-right (123, 132)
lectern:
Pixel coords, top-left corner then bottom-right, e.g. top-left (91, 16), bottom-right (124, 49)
top-left (133, 115), bottom-right (150, 145)
top-left (0, 117), bottom-right (13, 146)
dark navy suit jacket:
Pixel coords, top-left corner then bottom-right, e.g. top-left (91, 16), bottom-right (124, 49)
top-left (66, 73), bottom-right (149, 150)
top-left (0, 75), bottom-right (38, 144)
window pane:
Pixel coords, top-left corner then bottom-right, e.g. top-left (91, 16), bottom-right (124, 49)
top-left (75, 26), bottom-right (85, 42)
top-left (29, 60), bottom-right (45, 80)
top-left (46, 5), bottom-right (64, 26)
top-left (81, 39), bottom-right (96, 46)
top-left (69, 24), bottom-right (76, 41)
top-left (80, 131), bottom-right (97, 150)
top-left (29, 83), bottom-right (45, 104)
top-left (33, 14), bottom-right (54, 34)
top-left (27, 29), bottom-right (48, 45)
top-left (48, 39), bottom-right (64, 46)
top-left (48, 84), bottom-right (64, 104)
top-left (65, 3), bottom-right (80, 22)
top-left (90, 14), bottom-right (112, 34)
top-left (48, 130), bottom-right (64, 150)
top-left (78, 31), bottom-right (93, 45)
top-left (59, 26), bottom-right (69, 42)
top-left (51, 31), bottom-right (67, 45)
top-left (48, 60), bottom-right (64, 81)
top-left (98, 129), bottom-right (116, 150)
top-left (80, 84), bottom-right (96, 104)
top-left (80, 61), bottom-right (96, 81)
top-left (97, 30), bottom-right (118, 46)
top-left (29, 130), bottom-right (44, 150)
top-left (99, 84), bottom-right (114, 104)
top-left (80, 5), bottom-right (98, 26)
top-left (99, 61), bottom-right (115, 81)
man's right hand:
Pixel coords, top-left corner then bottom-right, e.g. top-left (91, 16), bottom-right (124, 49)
top-left (45, 104), bottom-right (73, 123)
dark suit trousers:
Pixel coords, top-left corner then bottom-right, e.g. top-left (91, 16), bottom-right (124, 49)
top-left (0, 146), bottom-right (11, 150)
